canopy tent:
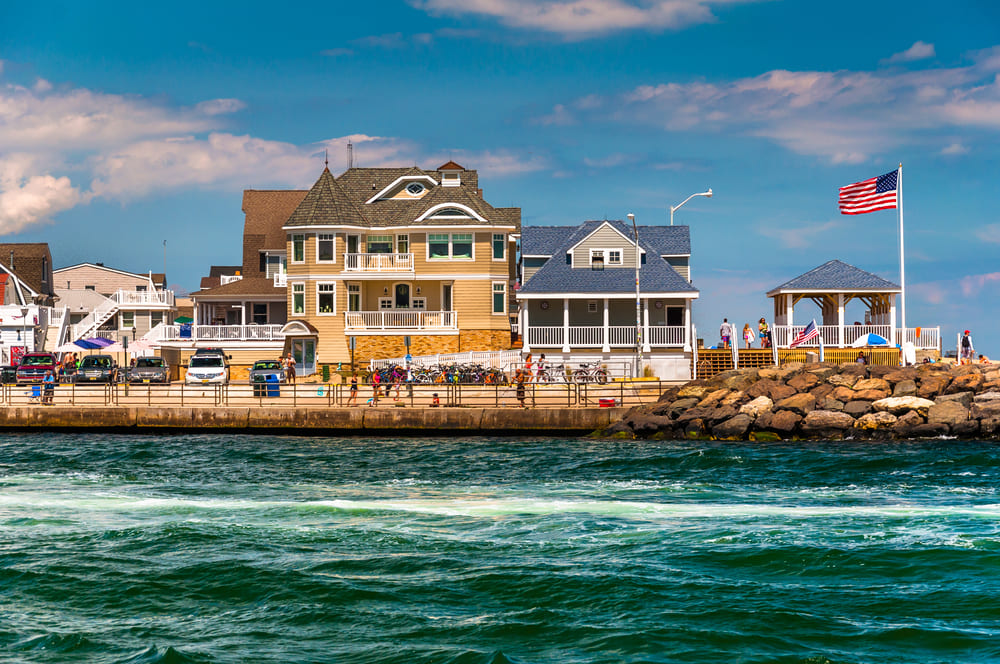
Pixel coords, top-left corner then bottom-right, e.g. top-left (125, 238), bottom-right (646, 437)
top-left (850, 333), bottom-right (890, 347)
top-left (174, 315), bottom-right (194, 324)
top-left (103, 338), bottom-right (153, 354)
top-left (54, 338), bottom-right (115, 353)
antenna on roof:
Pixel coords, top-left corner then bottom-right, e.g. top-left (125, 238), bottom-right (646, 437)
top-left (347, 141), bottom-right (354, 169)
top-left (324, 149), bottom-right (329, 168)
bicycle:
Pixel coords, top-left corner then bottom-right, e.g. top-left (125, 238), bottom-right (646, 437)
top-left (572, 363), bottom-right (608, 384)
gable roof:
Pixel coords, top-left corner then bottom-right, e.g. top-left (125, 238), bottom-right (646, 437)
top-left (0, 243), bottom-right (54, 298)
top-left (767, 260), bottom-right (901, 295)
top-left (193, 276), bottom-right (285, 300)
top-left (523, 223), bottom-right (690, 257)
top-left (518, 221), bottom-right (697, 296)
top-left (242, 190), bottom-right (308, 250)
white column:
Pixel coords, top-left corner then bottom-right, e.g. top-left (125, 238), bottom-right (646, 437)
top-left (642, 299), bottom-right (651, 352)
top-left (889, 293), bottom-right (897, 347)
top-left (562, 298), bottom-right (571, 353)
top-left (602, 298), bottom-right (610, 352)
top-left (522, 302), bottom-right (531, 353)
top-left (684, 300), bottom-right (691, 351)
top-left (837, 293), bottom-right (845, 348)
top-left (241, 300), bottom-right (247, 326)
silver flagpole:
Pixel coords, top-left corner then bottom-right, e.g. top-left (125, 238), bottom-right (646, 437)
top-left (898, 163), bottom-right (905, 342)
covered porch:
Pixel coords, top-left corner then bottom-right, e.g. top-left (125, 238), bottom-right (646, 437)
top-left (186, 277), bottom-right (287, 342)
top-left (519, 296), bottom-right (692, 353)
top-left (343, 279), bottom-right (458, 332)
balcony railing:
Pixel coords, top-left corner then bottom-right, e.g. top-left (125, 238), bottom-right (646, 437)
top-left (156, 324), bottom-right (285, 342)
top-left (220, 275), bottom-right (243, 285)
top-left (343, 253), bottom-right (414, 272)
top-left (114, 289), bottom-right (174, 307)
top-left (525, 325), bottom-right (686, 348)
top-left (273, 272), bottom-right (287, 287)
top-left (344, 310), bottom-right (457, 331)
top-left (771, 325), bottom-right (940, 350)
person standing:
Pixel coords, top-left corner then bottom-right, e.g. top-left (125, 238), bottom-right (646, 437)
top-left (742, 323), bottom-right (755, 349)
top-left (720, 318), bottom-right (732, 348)
top-left (42, 370), bottom-right (56, 405)
top-left (370, 372), bottom-right (381, 406)
top-left (348, 372), bottom-right (359, 406)
top-left (758, 318), bottom-right (770, 349)
top-left (515, 368), bottom-right (526, 408)
top-left (961, 330), bottom-right (975, 365)
top-left (285, 353), bottom-right (297, 384)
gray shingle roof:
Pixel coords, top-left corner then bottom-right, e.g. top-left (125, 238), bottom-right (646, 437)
top-left (519, 221), bottom-right (697, 295)
top-left (767, 260), bottom-right (901, 294)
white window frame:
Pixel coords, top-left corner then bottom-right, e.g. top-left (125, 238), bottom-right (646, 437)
top-left (607, 249), bottom-right (623, 265)
top-left (151, 311), bottom-right (164, 328)
top-left (378, 297), bottom-right (393, 310)
top-left (291, 234), bottom-right (305, 263)
top-left (396, 234), bottom-right (409, 255)
top-left (427, 233), bottom-right (451, 260)
top-left (121, 311), bottom-right (135, 328)
top-left (348, 283), bottom-right (361, 312)
top-left (427, 233), bottom-right (475, 261)
top-left (492, 281), bottom-right (506, 315)
top-left (590, 249), bottom-right (605, 268)
top-left (317, 282), bottom-right (336, 315)
top-left (366, 234), bottom-right (393, 254)
top-left (292, 282), bottom-right (305, 315)
top-left (492, 233), bottom-right (506, 261)
top-left (317, 234), bottom-right (336, 263)
top-left (412, 297), bottom-right (426, 310)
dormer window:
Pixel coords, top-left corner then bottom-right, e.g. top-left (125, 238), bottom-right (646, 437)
top-left (406, 183), bottom-right (425, 196)
top-left (442, 172), bottom-right (460, 187)
top-left (608, 250), bottom-right (622, 265)
top-left (431, 208), bottom-right (471, 218)
top-left (591, 250), bottom-right (605, 270)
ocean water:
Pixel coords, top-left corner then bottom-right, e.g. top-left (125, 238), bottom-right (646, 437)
top-left (3, 434), bottom-right (1000, 664)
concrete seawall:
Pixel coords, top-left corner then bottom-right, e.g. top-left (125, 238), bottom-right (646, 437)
top-left (0, 406), bottom-right (628, 435)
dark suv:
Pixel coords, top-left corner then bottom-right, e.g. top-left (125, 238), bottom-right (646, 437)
top-left (16, 353), bottom-right (58, 384)
top-left (77, 354), bottom-right (119, 383)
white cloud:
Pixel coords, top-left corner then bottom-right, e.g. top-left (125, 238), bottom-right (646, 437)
top-left (758, 220), bottom-right (838, 249)
top-left (0, 155), bottom-right (83, 233)
top-left (544, 46), bottom-right (1000, 162)
top-left (412, 0), bottom-right (760, 38)
top-left (583, 153), bottom-right (633, 168)
top-left (960, 272), bottom-right (1000, 297)
top-left (941, 142), bottom-right (969, 155)
top-left (975, 224), bottom-right (1000, 244)
top-left (884, 41), bottom-right (935, 64)
top-left (430, 148), bottom-right (548, 177)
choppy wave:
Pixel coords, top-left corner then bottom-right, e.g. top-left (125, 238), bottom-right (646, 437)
top-left (3, 433), bottom-right (1000, 663)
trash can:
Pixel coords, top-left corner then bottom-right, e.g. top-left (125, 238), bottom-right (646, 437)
top-left (322, 364), bottom-right (330, 381)
top-left (266, 374), bottom-right (280, 397)
top-left (253, 378), bottom-right (265, 397)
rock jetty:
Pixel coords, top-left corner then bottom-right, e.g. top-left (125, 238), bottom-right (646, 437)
top-left (606, 362), bottom-right (1000, 441)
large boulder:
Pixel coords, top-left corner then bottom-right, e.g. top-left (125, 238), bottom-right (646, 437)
top-left (787, 372), bottom-right (821, 391)
top-left (684, 418), bottom-right (707, 439)
top-left (653, 397), bottom-right (700, 418)
top-left (808, 367), bottom-right (837, 380)
top-left (707, 405), bottom-right (739, 425)
top-left (916, 375), bottom-right (951, 399)
top-left (935, 392), bottom-right (974, 408)
top-left (655, 386), bottom-right (681, 404)
top-left (946, 373), bottom-right (984, 394)
top-left (676, 406), bottom-right (716, 425)
top-left (774, 393), bottom-right (816, 416)
top-left (820, 398), bottom-right (845, 412)
top-left (625, 413), bottom-right (675, 437)
top-left (698, 388), bottom-right (731, 408)
top-left (974, 391), bottom-right (1000, 403)
top-left (981, 418), bottom-right (1000, 437)
top-left (677, 384), bottom-right (710, 399)
top-left (908, 422), bottom-right (950, 437)
top-left (855, 411), bottom-right (898, 430)
top-left (892, 410), bottom-right (925, 436)
top-left (853, 389), bottom-right (891, 401)
top-left (872, 396), bottom-right (935, 416)
top-left (828, 373), bottom-right (859, 388)
top-left (810, 383), bottom-right (835, 400)
top-left (927, 400), bottom-right (970, 429)
top-left (831, 386), bottom-right (858, 403)
top-left (739, 396), bottom-right (773, 419)
top-left (892, 379), bottom-right (917, 397)
top-left (720, 390), bottom-right (749, 407)
top-left (723, 372), bottom-right (757, 392)
top-left (884, 367), bottom-right (919, 383)
top-left (842, 400), bottom-right (873, 417)
top-left (801, 410), bottom-right (855, 437)
top-left (768, 410), bottom-right (802, 435)
top-left (713, 414), bottom-right (752, 440)
top-left (768, 383), bottom-right (798, 402)
top-left (855, 377), bottom-right (891, 392)
top-left (747, 379), bottom-right (782, 399)
top-left (971, 401), bottom-right (1000, 421)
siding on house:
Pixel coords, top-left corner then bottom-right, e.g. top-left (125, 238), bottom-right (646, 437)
top-left (570, 224), bottom-right (640, 269)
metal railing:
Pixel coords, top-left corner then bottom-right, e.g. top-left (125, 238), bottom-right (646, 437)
top-left (344, 310), bottom-right (457, 330)
top-left (157, 324), bottom-right (285, 341)
top-left (0, 379), bottom-right (663, 409)
top-left (771, 324), bottom-right (939, 349)
top-left (343, 253), bottom-right (414, 272)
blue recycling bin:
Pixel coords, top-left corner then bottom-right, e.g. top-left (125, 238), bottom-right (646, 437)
top-left (179, 323), bottom-right (192, 338)
top-left (266, 374), bottom-right (280, 397)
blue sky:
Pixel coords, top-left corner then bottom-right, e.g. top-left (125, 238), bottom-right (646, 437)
top-left (1, 0), bottom-right (998, 354)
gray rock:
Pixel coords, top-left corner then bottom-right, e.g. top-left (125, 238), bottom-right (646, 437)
top-left (927, 400), bottom-right (971, 429)
top-left (892, 379), bottom-right (917, 397)
top-left (872, 396), bottom-right (936, 416)
top-left (908, 422), bottom-right (950, 437)
top-left (739, 396), bottom-right (773, 419)
top-left (820, 398), bottom-right (845, 412)
top-left (972, 401), bottom-right (1000, 420)
top-left (773, 393), bottom-right (816, 416)
top-left (843, 400), bottom-right (873, 417)
top-left (801, 410), bottom-right (855, 437)
top-left (973, 391), bottom-right (1000, 403)
top-left (713, 414), bottom-right (753, 439)
top-left (936, 392), bottom-right (974, 408)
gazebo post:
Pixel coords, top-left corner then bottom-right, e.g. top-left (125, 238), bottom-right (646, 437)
top-left (890, 294), bottom-right (897, 348)
top-left (837, 293), bottom-right (845, 348)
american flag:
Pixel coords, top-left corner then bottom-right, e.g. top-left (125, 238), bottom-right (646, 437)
top-left (839, 170), bottom-right (898, 215)
top-left (790, 320), bottom-right (820, 348)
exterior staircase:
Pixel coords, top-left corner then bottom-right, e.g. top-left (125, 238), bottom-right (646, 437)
top-left (70, 290), bottom-right (174, 341)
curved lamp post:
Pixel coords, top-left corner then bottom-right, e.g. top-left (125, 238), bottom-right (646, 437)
top-left (627, 213), bottom-right (640, 378)
top-left (670, 189), bottom-right (713, 225)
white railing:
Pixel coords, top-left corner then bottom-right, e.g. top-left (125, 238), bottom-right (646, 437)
top-left (525, 326), bottom-right (565, 347)
top-left (157, 324), bottom-right (285, 341)
top-left (343, 253), bottom-right (414, 272)
top-left (609, 326), bottom-right (638, 346)
top-left (648, 326), bottom-right (686, 346)
top-left (772, 325), bottom-right (939, 349)
top-left (71, 296), bottom-right (119, 340)
top-left (113, 289), bottom-right (174, 306)
top-left (273, 273), bottom-right (287, 287)
top-left (344, 310), bottom-right (457, 330)
top-left (220, 275), bottom-right (243, 285)
top-left (526, 325), bottom-right (686, 348)
top-left (568, 326), bottom-right (604, 346)
top-left (371, 349), bottom-right (522, 371)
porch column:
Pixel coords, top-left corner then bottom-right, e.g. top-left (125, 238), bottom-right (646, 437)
top-left (889, 293), bottom-right (897, 347)
top-left (602, 298), bottom-right (610, 352)
top-left (684, 300), bottom-right (691, 352)
top-left (785, 294), bottom-right (794, 347)
top-left (522, 303), bottom-right (531, 353)
top-left (562, 298), bottom-right (571, 353)
top-left (241, 300), bottom-right (247, 326)
top-left (642, 299), bottom-right (651, 352)
top-left (837, 293), bottom-right (845, 348)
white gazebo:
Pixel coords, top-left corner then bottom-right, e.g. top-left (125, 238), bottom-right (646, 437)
top-left (767, 260), bottom-right (939, 349)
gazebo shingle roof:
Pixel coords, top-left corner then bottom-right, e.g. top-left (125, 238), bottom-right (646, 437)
top-left (767, 260), bottom-right (901, 295)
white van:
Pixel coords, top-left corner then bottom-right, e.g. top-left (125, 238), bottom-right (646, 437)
top-left (185, 350), bottom-right (230, 385)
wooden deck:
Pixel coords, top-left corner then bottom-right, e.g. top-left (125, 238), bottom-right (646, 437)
top-left (695, 347), bottom-right (901, 378)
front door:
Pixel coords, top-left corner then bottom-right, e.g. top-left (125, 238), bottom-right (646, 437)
top-left (292, 339), bottom-right (316, 376)
top-left (441, 284), bottom-right (452, 311)
top-left (347, 235), bottom-right (359, 254)
top-left (394, 284), bottom-right (410, 309)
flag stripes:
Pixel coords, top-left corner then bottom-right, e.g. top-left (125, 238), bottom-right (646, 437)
top-left (839, 170), bottom-right (898, 215)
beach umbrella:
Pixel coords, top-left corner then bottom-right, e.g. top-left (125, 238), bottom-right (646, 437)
top-left (174, 316), bottom-right (194, 324)
top-left (851, 333), bottom-right (889, 347)
top-left (55, 341), bottom-right (83, 353)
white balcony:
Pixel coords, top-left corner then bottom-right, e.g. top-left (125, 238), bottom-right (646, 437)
top-left (273, 272), bottom-right (287, 287)
top-left (344, 310), bottom-right (457, 331)
top-left (114, 289), bottom-right (175, 307)
top-left (156, 324), bottom-right (285, 342)
top-left (220, 275), bottom-right (243, 285)
top-left (771, 325), bottom-right (940, 350)
top-left (343, 253), bottom-right (414, 272)
top-left (525, 325), bottom-right (687, 349)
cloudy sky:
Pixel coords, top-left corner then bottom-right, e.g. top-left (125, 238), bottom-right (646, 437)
top-left (2, 0), bottom-right (998, 353)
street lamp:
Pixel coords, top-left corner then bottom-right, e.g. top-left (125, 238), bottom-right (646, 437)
top-left (20, 306), bottom-right (29, 351)
top-left (628, 213), bottom-right (641, 379)
top-left (670, 188), bottom-right (713, 225)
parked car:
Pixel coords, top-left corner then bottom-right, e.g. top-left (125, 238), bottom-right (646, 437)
top-left (77, 354), bottom-right (119, 383)
top-left (185, 350), bottom-right (230, 385)
top-left (248, 359), bottom-right (286, 385)
top-left (129, 356), bottom-right (170, 384)
top-left (16, 353), bottom-right (58, 384)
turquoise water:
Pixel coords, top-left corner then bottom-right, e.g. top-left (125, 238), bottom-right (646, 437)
top-left (3, 434), bottom-right (1000, 663)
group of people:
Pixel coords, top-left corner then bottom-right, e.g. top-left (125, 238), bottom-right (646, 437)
top-left (719, 318), bottom-right (772, 349)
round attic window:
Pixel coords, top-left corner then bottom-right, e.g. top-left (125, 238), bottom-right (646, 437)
top-left (406, 183), bottom-right (425, 195)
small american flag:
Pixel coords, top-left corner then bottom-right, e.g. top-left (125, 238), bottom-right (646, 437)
top-left (839, 170), bottom-right (898, 215)
top-left (790, 320), bottom-right (820, 348)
